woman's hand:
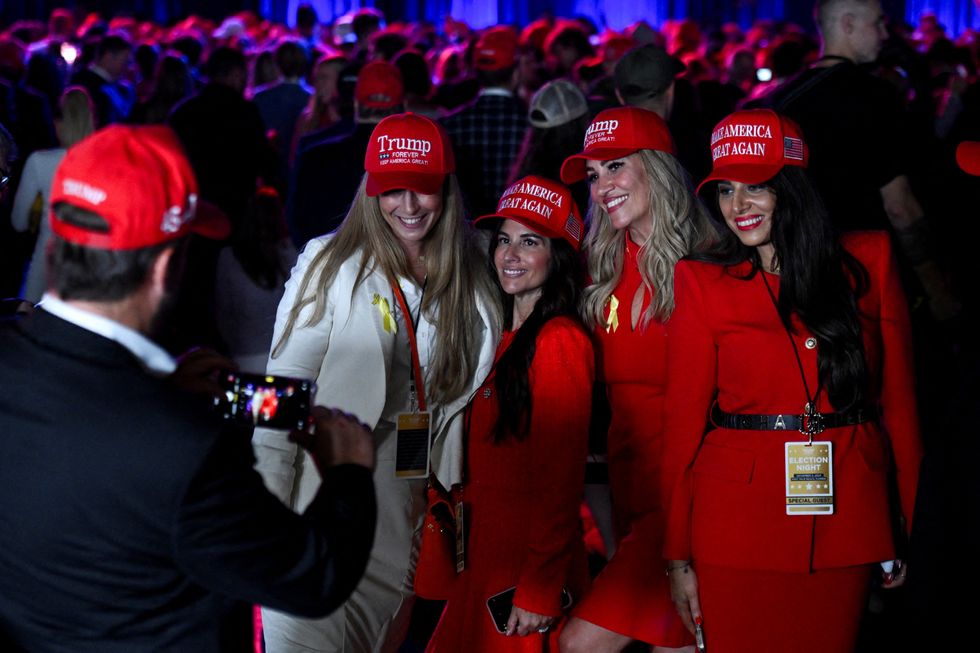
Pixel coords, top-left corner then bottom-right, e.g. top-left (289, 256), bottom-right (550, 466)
top-left (881, 559), bottom-right (908, 589)
top-left (667, 560), bottom-right (703, 635)
top-left (505, 606), bottom-right (555, 637)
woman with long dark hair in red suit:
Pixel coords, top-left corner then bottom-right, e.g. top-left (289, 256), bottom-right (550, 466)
top-left (664, 109), bottom-right (924, 652)
top-left (557, 107), bottom-right (716, 653)
top-left (425, 176), bottom-right (593, 652)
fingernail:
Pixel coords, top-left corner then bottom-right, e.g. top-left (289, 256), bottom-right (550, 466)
top-left (695, 616), bottom-right (703, 626)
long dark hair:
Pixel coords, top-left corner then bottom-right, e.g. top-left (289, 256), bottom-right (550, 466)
top-left (488, 232), bottom-right (586, 442)
top-left (694, 166), bottom-right (870, 411)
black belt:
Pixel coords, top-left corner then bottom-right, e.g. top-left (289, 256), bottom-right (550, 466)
top-left (711, 404), bottom-right (875, 435)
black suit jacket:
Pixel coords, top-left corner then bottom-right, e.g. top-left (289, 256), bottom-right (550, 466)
top-left (169, 83), bottom-right (279, 225)
top-left (287, 122), bottom-right (374, 247)
top-left (69, 67), bottom-right (132, 127)
top-left (0, 310), bottom-right (375, 652)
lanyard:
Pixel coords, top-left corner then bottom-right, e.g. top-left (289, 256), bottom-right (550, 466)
top-left (760, 272), bottom-right (824, 441)
top-left (389, 276), bottom-right (427, 412)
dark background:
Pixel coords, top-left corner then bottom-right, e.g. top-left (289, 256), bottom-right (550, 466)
top-left (1, 1), bottom-right (978, 36)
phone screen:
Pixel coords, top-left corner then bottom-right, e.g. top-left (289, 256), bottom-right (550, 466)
top-left (214, 372), bottom-right (314, 430)
top-left (486, 587), bottom-right (516, 634)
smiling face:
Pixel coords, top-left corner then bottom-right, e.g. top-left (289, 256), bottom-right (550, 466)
top-left (585, 153), bottom-right (653, 243)
top-left (493, 219), bottom-right (553, 307)
top-left (378, 189), bottom-right (443, 257)
top-left (717, 179), bottom-right (778, 268)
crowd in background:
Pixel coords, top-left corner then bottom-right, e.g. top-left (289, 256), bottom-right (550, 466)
top-left (1, 3), bottom-right (979, 651)
top-left (1, 6), bottom-right (978, 273)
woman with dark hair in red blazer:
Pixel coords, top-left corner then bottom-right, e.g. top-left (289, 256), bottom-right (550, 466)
top-left (664, 109), bottom-right (924, 652)
top-left (426, 176), bottom-right (593, 652)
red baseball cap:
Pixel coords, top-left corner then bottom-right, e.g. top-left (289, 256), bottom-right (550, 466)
top-left (581, 32), bottom-right (635, 68)
top-left (520, 19), bottom-right (551, 51)
top-left (474, 26), bottom-right (518, 71)
top-left (474, 175), bottom-right (584, 250)
top-left (697, 109), bottom-right (808, 193)
top-left (50, 125), bottom-right (229, 250)
top-left (560, 106), bottom-right (675, 184)
top-left (956, 141), bottom-right (980, 176)
top-left (355, 60), bottom-right (405, 109)
top-left (364, 113), bottom-right (455, 196)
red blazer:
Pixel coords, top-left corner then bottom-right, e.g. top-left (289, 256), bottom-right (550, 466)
top-left (662, 231), bottom-right (923, 572)
top-left (427, 316), bottom-right (593, 653)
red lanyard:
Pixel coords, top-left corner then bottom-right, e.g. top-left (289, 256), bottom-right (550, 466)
top-left (389, 276), bottom-right (427, 412)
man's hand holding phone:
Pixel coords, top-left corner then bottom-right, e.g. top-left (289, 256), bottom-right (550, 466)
top-left (291, 406), bottom-right (375, 473)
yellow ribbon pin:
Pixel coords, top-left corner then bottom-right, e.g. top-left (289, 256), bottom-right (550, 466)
top-left (604, 294), bottom-right (620, 333)
top-left (372, 294), bottom-right (397, 334)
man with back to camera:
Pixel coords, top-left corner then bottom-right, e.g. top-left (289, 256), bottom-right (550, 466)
top-left (751, 0), bottom-right (959, 321)
top-left (0, 124), bottom-right (377, 652)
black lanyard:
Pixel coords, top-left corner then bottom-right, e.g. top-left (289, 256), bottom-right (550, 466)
top-left (760, 272), bottom-right (824, 440)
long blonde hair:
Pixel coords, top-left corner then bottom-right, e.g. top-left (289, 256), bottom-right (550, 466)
top-left (273, 174), bottom-right (498, 404)
top-left (581, 149), bottom-right (714, 329)
top-left (57, 86), bottom-right (96, 148)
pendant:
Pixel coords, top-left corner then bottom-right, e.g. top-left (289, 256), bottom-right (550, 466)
top-left (800, 402), bottom-right (824, 440)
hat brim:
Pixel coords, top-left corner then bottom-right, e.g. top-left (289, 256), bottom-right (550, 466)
top-left (956, 141), bottom-right (980, 176)
top-left (473, 212), bottom-right (562, 239)
top-left (366, 171), bottom-right (447, 197)
top-left (695, 161), bottom-right (785, 195)
top-left (474, 212), bottom-right (579, 250)
top-left (560, 146), bottom-right (641, 183)
top-left (190, 199), bottom-right (231, 241)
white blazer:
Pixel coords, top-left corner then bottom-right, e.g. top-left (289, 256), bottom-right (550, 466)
top-left (253, 235), bottom-right (498, 510)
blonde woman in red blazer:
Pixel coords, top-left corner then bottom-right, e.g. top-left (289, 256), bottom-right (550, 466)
top-left (664, 109), bottom-right (923, 652)
top-left (558, 107), bottom-right (714, 653)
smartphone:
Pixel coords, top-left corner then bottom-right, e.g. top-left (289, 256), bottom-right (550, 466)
top-left (485, 586), bottom-right (573, 634)
top-left (213, 371), bottom-right (314, 431)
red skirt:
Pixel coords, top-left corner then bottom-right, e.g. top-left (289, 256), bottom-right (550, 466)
top-left (696, 563), bottom-right (871, 653)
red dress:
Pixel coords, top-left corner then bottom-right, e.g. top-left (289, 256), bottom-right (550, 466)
top-left (662, 232), bottom-right (923, 652)
top-left (426, 316), bottom-right (593, 652)
top-left (572, 239), bottom-right (692, 647)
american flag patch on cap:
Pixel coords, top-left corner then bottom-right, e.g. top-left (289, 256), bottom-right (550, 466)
top-left (565, 215), bottom-right (582, 242)
top-left (784, 137), bottom-right (804, 161)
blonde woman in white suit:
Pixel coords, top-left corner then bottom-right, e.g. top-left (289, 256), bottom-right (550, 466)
top-left (254, 113), bottom-right (499, 653)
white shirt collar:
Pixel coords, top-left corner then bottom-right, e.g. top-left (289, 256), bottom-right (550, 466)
top-left (38, 293), bottom-right (177, 376)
